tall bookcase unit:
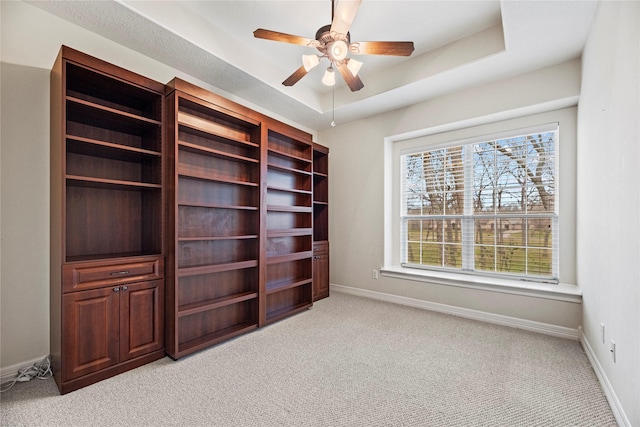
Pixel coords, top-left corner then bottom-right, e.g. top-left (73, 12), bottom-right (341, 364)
top-left (264, 127), bottom-right (315, 324)
top-left (51, 47), bottom-right (323, 367)
top-left (164, 79), bottom-right (261, 359)
top-left (312, 144), bottom-right (330, 301)
top-left (164, 80), bottom-right (316, 357)
top-left (50, 46), bottom-right (165, 394)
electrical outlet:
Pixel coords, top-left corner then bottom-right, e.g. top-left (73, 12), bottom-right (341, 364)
top-left (372, 269), bottom-right (379, 279)
top-left (610, 340), bottom-right (616, 363)
top-left (600, 323), bottom-right (605, 344)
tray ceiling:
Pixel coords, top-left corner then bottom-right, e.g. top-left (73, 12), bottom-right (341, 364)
top-left (28, 0), bottom-right (597, 130)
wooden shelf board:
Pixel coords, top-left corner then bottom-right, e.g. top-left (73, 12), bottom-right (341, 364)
top-left (177, 322), bottom-right (258, 356)
top-left (178, 116), bottom-right (259, 148)
top-left (266, 185), bottom-right (312, 195)
top-left (266, 250), bottom-right (313, 265)
top-left (177, 201), bottom-right (258, 211)
top-left (313, 171), bottom-right (328, 178)
top-left (266, 205), bottom-right (312, 213)
top-left (178, 141), bottom-right (259, 164)
top-left (66, 175), bottom-right (161, 190)
top-left (313, 200), bottom-right (329, 206)
top-left (266, 302), bottom-right (312, 324)
top-left (267, 162), bottom-right (312, 176)
top-left (177, 167), bottom-right (259, 187)
top-left (67, 96), bottom-right (161, 126)
top-left (266, 278), bottom-right (313, 295)
top-left (267, 147), bottom-right (312, 164)
top-left (66, 135), bottom-right (161, 159)
top-left (178, 291), bottom-right (258, 317)
top-left (65, 251), bottom-right (162, 264)
top-left (174, 89), bottom-right (261, 127)
top-left (177, 260), bottom-right (259, 277)
top-left (266, 229), bottom-right (313, 238)
top-left (178, 235), bottom-right (258, 242)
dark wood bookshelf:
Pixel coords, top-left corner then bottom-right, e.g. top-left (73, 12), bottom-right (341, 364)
top-left (50, 46), bottom-right (165, 394)
top-left (263, 129), bottom-right (314, 324)
top-left (53, 50), bottom-right (326, 371)
top-left (165, 79), bottom-right (262, 359)
top-left (313, 144), bottom-right (330, 301)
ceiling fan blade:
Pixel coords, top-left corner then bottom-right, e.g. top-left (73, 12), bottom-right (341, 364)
top-left (350, 41), bottom-right (415, 56)
top-left (254, 29), bottom-right (317, 47)
top-left (330, 0), bottom-right (362, 37)
top-left (336, 62), bottom-right (364, 92)
top-left (282, 65), bottom-right (309, 87)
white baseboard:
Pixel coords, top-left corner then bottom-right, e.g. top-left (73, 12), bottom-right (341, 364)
top-left (580, 332), bottom-right (631, 427)
top-left (330, 283), bottom-right (579, 340)
top-left (0, 355), bottom-right (49, 384)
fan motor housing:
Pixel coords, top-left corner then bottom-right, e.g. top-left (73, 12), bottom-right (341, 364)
top-left (315, 24), bottom-right (350, 52)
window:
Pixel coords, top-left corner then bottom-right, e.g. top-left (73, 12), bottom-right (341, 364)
top-left (400, 125), bottom-right (558, 282)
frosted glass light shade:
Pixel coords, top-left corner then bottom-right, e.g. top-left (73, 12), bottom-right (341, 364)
top-left (322, 67), bottom-right (336, 86)
top-left (330, 40), bottom-right (349, 61)
top-left (347, 58), bottom-right (363, 76)
top-left (302, 54), bottom-right (320, 72)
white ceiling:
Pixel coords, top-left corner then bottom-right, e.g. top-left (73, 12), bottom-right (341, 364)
top-left (28, 0), bottom-right (597, 131)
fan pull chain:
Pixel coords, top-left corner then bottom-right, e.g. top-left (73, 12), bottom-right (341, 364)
top-left (331, 86), bottom-right (336, 127)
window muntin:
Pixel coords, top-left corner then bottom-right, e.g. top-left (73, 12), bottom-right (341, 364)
top-left (401, 128), bottom-right (558, 281)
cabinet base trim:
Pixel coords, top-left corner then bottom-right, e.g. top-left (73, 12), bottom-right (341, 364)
top-left (57, 349), bottom-right (165, 394)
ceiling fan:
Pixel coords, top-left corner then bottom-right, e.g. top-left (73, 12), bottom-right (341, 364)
top-left (253, 0), bottom-right (415, 92)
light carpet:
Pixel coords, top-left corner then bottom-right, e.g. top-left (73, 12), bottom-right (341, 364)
top-left (0, 291), bottom-right (617, 426)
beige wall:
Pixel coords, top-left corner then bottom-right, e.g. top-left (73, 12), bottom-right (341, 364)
top-left (1, 61), bottom-right (52, 371)
top-left (318, 60), bottom-right (583, 330)
top-left (577, 1), bottom-right (639, 425)
top-left (0, 0), bottom-right (177, 371)
top-left (2, 6), bottom-right (636, 424)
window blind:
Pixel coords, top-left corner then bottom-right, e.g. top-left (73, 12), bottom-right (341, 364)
top-left (400, 125), bottom-right (559, 282)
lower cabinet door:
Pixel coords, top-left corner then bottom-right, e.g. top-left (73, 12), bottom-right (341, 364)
top-left (313, 252), bottom-right (329, 300)
top-left (119, 280), bottom-right (164, 361)
top-left (62, 287), bottom-right (120, 381)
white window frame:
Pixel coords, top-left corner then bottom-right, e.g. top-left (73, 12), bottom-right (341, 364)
top-left (400, 123), bottom-right (559, 282)
top-left (382, 109), bottom-right (579, 299)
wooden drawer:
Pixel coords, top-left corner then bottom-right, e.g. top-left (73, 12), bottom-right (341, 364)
top-left (313, 241), bottom-right (328, 254)
top-left (63, 256), bottom-right (164, 293)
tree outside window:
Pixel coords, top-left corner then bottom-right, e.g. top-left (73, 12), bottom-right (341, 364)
top-left (401, 128), bottom-right (557, 281)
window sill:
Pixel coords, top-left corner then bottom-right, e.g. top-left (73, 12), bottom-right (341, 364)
top-left (379, 266), bottom-right (582, 303)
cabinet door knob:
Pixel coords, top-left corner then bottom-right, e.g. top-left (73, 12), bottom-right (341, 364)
top-left (122, 286), bottom-right (128, 291)
top-left (114, 287), bottom-right (120, 292)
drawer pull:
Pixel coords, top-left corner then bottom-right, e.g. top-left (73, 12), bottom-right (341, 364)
top-left (110, 271), bottom-right (130, 276)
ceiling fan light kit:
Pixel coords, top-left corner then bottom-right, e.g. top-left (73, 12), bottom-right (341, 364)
top-left (253, 0), bottom-right (415, 92)
top-left (302, 54), bottom-right (321, 72)
top-left (322, 66), bottom-right (336, 86)
top-left (346, 58), bottom-right (363, 77)
top-left (329, 39), bottom-right (349, 61)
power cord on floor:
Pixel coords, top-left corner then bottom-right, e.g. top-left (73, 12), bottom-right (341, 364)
top-left (0, 355), bottom-right (53, 393)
